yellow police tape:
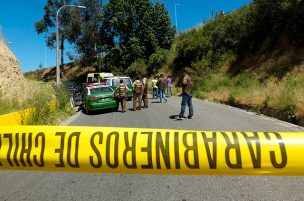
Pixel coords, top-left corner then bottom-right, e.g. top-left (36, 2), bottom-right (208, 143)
top-left (0, 126), bottom-right (303, 175)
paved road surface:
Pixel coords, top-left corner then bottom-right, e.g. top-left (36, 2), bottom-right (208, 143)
top-left (1, 96), bottom-right (304, 201)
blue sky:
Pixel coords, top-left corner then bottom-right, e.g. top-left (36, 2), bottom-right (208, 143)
top-left (0, 0), bottom-right (251, 73)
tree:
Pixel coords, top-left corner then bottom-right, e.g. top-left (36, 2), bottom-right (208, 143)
top-left (34, 0), bottom-right (75, 74)
top-left (68, 0), bottom-right (103, 65)
top-left (101, 0), bottom-right (175, 71)
top-left (153, 1), bottom-right (175, 50)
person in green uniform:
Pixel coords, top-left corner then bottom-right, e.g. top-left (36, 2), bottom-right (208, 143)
top-left (115, 79), bottom-right (129, 112)
top-left (132, 76), bottom-right (143, 111)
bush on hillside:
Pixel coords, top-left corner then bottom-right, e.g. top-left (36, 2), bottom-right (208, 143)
top-left (126, 59), bottom-right (148, 78)
top-left (148, 48), bottom-right (169, 75)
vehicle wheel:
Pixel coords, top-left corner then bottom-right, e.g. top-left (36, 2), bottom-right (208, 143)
top-left (85, 107), bottom-right (90, 115)
top-left (114, 104), bottom-right (119, 112)
top-left (83, 104), bottom-right (90, 115)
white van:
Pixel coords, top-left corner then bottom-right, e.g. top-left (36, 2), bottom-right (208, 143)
top-left (86, 72), bottom-right (114, 86)
top-left (103, 76), bottom-right (133, 100)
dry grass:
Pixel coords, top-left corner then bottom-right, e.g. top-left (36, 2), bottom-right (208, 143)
top-left (0, 79), bottom-right (74, 124)
top-left (194, 66), bottom-right (304, 120)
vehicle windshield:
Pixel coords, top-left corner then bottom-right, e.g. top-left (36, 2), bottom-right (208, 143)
top-left (113, 79), bottom-right (120, 87)
top-left (89, 87), bottom-right (112, 94)
top-left (112, 78), bottom-right (131, 87)
top-left (121, 78), bottom-right (131, 85)
top-left (87, 74), bottom-right (100, 83)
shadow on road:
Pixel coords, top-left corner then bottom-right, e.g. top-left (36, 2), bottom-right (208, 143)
top-left (81, 108), bottom-right (115, 116)
top-left (169, 114), bottom-right (178, 119)
top-left (151, 101), bottom-right (161, 103)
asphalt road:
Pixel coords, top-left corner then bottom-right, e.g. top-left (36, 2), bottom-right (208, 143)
top-left (1, 96), bottom-right (304, 201)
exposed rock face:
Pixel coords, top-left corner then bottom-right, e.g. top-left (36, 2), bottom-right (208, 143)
top-left (0, 38), bottom-right (24, 95)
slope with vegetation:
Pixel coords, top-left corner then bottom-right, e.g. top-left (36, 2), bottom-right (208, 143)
top-left (0, 37), bottom-right (73, 124)
top-left (164, 0), bottom-right (304, 124)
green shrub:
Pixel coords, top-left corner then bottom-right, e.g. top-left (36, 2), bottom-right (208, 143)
top-left (195, 91), bottom-right (207, 100)
top-left (55, 86), bottom-right (71, 111)
top-left (148, 49), bottom-right (169, 75)
top-left (127, 59), bottom-right (148, 78)
top-left (232, 73), bottom-right (259, 89)
top-left (26, 82), bottom-right (54, 125)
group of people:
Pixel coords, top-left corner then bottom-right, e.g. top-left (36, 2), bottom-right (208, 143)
top-left (115, 70), bottom-right (193, 120)
top-left (114, 76), bottom-right (149, 112)
top-left (151, 74), bottom-right (172, 102)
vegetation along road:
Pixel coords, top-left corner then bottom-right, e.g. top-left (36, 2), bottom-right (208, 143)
top-left (1, 96), bottom-right (304, 201)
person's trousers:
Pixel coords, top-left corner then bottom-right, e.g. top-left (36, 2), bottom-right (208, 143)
top-left (167, 86), bottom-right (172, 97)
top-left (152, 88), bottom-right (158, 99)
top-left (159, 89), bottom-right (167, 103)
top-left (142, 93), bottom-right (148, 108)
top-left (179, 93), bottom-right (193, 118)
top-left (133, 93), bottom-right (142, 110)
top-left (118, 97), bottom-right (126, 112)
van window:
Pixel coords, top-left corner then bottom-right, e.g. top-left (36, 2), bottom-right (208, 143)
top-left (105, 79), bottom-right (112, 86)
top-left (113, 79), bottom-right (120, 87)
top-left (121, 78), bottom-right (131, 85)
top-left (90, 86), bottom-right (113, 94)
top-left (94, 74), bottom-right (100, 82)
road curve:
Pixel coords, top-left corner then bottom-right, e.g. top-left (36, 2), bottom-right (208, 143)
top-left (1, 96), bottom-right (304, 201)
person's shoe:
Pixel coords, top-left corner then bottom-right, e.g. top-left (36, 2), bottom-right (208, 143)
top-left (188, 116), bottom-right (194, 119)
top-left (176, 116), bottom-right (184, 120)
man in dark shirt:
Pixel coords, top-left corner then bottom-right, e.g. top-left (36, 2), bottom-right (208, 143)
top-left (177, 70), bottom-right (194, 120)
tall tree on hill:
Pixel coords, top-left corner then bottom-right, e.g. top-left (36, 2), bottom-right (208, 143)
top-left (68, 0), bottom-right (103, 65)
top-left (101, 0), bottom-right (175, 71)
top-left (34, 0), bottom-right (76, 71)
top-left (153, 1), bottom-right (175, 50)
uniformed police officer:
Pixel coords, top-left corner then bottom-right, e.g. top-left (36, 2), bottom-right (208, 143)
top-left (115, 79), bottom-right (129, 112)
top-left (132, 76), bottom-right (143, 111)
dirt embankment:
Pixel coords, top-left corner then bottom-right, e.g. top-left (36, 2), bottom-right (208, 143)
top-left (25, 63), bottom-right (94, 83)
top-left (0, 38), bottom-right (24, 96)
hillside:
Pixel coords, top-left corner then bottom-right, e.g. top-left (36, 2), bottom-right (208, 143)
top-left (163, 0), bottom-right (304, 125)
top-left (0, 38), bottom-right (24, 96)
top-left (24, 63), bottom-right (95, 83)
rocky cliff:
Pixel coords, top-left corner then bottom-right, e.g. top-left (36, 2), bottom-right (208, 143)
top-left (0, 38), bottom-right (24, 95)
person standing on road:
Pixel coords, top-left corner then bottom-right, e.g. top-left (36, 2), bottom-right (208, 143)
top-left (115, 79), bottom-right (129, 113)
top-left (167, 75), bottom-right (172, 97)
top-left (151, 76), bottom-right (158, 99)
top-left (142, 76), bottom-right (149, 108)
top-left (157, 74), bottom-right (167, 103)
top-left (132, 76), bottom-right (143, 111)
top-left (177, 70), bottom-right (194, 120)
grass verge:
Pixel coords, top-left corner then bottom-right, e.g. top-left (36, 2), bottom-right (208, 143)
top-left (193, 70), bottom-right (304, 125)
top-left (0, 79), bottom-right (75, 125)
